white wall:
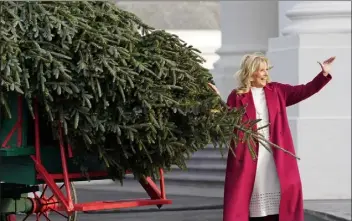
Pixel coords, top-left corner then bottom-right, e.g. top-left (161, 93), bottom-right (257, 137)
top-left (167, 30), bottom-right (221, 70)
top-left (267, 34), bottom-right (351, 200)
top-left (269, 1), bottom-right (351, 199)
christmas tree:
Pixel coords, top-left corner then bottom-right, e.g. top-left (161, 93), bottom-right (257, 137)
top-left (0, 1), bottom-right (282, 181)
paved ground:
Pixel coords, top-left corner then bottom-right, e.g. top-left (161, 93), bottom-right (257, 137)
top-left (77, 182), bottom-right (351, 221)
top-left (18, 209), bottom-right (332, 221)
top-left (16, 187), bottom-right (351, 221)
top-left (305, 200), bottom-right (351, 221)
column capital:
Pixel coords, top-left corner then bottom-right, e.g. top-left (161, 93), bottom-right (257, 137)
top-left (282, 1), bottom-right (351, 36)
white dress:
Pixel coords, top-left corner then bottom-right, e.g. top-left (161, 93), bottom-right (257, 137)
top-left (249, 87), bottom-right (281, 217)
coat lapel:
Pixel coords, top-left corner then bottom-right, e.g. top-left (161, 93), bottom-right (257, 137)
top-left (239, 85), bottom-right (279, 129)
top-left (239, 90), bottom-right (256, 121)
top-left (264, 84), bottom-right (278, 133)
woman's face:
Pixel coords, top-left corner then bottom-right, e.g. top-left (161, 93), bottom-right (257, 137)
top-left (250, 62), bottom-right (269, 88)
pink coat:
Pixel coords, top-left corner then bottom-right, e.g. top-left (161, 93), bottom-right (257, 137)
top-left (223, 72), bottom-right (332, 221)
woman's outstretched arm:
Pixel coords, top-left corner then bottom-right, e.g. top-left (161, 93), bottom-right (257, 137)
top-left (274, 56), bottom-right (335, 107)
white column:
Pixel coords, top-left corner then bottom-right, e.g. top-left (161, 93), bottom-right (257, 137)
top-left (267, 1), bottom-right (351, 200)
top-left (168, 30), bottom-right (221, 71)
top-left (212, 1), bottom-right (279, 100)
top-left (282, 1), bottom-right (351, 35)
top-left (278, 1), bottom-right (299, 36)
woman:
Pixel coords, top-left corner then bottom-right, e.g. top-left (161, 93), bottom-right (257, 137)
top-left (210, 53), bottom-right (335, 221)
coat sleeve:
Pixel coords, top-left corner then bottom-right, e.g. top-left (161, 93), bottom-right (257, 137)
top-left (274, 71), bottom-right (332, 107)
top-left (226, 89), bottom-right (237, 109)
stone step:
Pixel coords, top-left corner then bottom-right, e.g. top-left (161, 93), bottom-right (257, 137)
top-left (159, 147), bottom-right (228, 188)
top-left (190, 145), bottom-right (228, 158)
top-left (186, 147), bottom-right (228, 167)
top-left (122, 172), bottom-right (225, 188)
top-left (180, 156), bottom-right (227, 166)
top-left (185, 157), bottom-right (227, 168)
top-left (75, 180), bottom-right (224, 198)
top-left (171, 163), bottom-right (226, 170)
top-left (75, 173), bottom-right (225, 197)
top-left (163, 172), bottom-right (225, 188)
top-left (77, 147), bottom-right (228, 194)
top-left (169, 164), bottom-right (226, 177)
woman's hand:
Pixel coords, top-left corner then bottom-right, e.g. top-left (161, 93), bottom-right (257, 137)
top-left (318, 56), bottom-right (336, 76)
top-left (208, 83), bottom-right (221, 95)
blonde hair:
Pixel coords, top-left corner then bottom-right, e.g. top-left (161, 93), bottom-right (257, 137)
top-left (235, 52), bottom-right (272, 94)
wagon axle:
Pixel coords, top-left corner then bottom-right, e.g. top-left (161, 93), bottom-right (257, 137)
top-left (29, 183), bottom-right (77, 219)
top-left (0, 183), bottom-right (77, 221)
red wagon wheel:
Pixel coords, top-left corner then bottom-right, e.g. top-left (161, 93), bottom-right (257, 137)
top-left (17, 182), bottom-right (78, 221)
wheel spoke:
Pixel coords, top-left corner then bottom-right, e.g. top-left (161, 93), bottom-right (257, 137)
top-left (22, 214), bottom-right (30, 221)
top-left (59, 184), bottom-right (65, 190)
top-left (44, 201), bottom-right (59, 206)
top-left (47, 183), bottom-right (65, 201)
top-left (50, 209), bottom-right (68, 218)
top-left (33, 192), bottom-right (40, 200)
top-left (35, 213), bottom-right (40, 220)
top-left (25, 182), bottom-right (77, 221)
top-left (40, 185), bottom-right (48, 198)
top-left (42, 212), bottom-right (50, 221)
